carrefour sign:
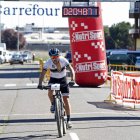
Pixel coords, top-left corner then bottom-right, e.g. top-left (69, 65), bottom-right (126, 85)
top-left (0, 2), bottom-right (68, 27)
top-left (0, 2), bottom-right (62, 16)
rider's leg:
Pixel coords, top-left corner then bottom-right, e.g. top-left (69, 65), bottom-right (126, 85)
top-left (48, 89), bottom-right (54, 103)
top-left (63, 96), bottom-right (71, 121)
top-left (48, 77), bottom-right (55, 105)
top-left (63, 96), bottom-right (72, 128)
top-left (48, 89), bottom-right (55, 113)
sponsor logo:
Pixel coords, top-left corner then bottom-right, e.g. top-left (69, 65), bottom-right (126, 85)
top-left (73, 30), bottom-right (103, 42)
top-left (0, 4), bottom-right (60, 16)
top-left (75, 60), bottom-right (106, 73)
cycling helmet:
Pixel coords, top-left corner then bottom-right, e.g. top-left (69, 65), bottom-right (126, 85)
top-left (49, 48), bottom-right (60, 56)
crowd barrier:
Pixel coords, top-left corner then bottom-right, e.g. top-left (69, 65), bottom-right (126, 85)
top-left (110, 71), bottom-right (140, 109)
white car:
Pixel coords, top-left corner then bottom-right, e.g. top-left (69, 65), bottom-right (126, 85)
top-left (5, 51), bottom-right (13, 63)
top-left (0, 48), bottom-right (6, 63)
top-left (22, 54), bottom-right (32, 63)
top-left (10, 54), bottom-right (24, 65)
top-left (0, 57), bottom-right (4, 64)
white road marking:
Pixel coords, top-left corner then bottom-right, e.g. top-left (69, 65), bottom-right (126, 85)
top-left (0, 113), bottom-right (52, 117)
top-left (1, 82), bottom-right (79, 87)
top-left (1, 83), bottom-right (38, 87)
top-left (4, 84), bottom-right (16, 87)
top-left (26, 83), bottom-right (38, 86)
top-left (70, 132), bottom-right (79, 140)
top-left (2, 71), bottom-right (38, 74)
top-left (72, 112), bottom-right (130, 115)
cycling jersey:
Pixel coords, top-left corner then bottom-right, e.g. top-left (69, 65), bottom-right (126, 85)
top-left (43, 56), bottom-right (69, 79)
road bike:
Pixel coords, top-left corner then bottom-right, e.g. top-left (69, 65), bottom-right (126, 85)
top-left (42, 81), bottom-right (74, 138)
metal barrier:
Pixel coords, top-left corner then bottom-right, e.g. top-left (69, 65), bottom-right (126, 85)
top-left (39, 59), bottom-right (50, 82)
top-left (39, 59), bottom-right (44, 72)
top-left (108, 64), bottom-right (137, 72)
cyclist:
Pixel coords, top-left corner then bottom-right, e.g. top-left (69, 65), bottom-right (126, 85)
top-left (38, 48), bottom-right (75, 128)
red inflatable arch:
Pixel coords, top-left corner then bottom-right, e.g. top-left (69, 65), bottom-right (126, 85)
top-left (68, 2), bottom-right (107, 86)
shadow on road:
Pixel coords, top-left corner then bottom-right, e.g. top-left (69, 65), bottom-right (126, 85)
top-left (1, 116), bottom-right (140, 124)
top-left (0, 133), bottom-right (57, 140)
top-left (0, 67), bottom-right (39, 71)
top-left (0, 72), bottom-right (39, 78)
top-left (87, 101), bottom-right (138, 111)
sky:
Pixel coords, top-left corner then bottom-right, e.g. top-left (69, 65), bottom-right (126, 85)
top-left (0, 1), bottom-right (134, 28)
top-left (102, 2), bottom-right (134, 26)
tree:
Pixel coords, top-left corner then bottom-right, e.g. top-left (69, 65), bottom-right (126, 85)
top-left (104, 26), bottom-right (115, 49)
top-left (104, 22), bottom-right (134, 50)
top-left (109, 22), bottom-right (134, 50)
top-left (1, 29), bottom-right (26, 50)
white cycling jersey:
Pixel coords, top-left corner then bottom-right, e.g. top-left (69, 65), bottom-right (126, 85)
top-left (43, 56), bottom-right (69, 78)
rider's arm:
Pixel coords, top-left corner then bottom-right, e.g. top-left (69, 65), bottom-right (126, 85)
top-left (67, 64), bottom-right (75, 81)
top-left (38, 69), bottom-right (46, 86)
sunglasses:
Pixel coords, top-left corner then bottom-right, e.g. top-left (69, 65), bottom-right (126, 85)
top-left (51, 56), bottom-right (59, 59)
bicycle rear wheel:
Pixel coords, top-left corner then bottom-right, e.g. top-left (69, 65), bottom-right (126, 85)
top-left (55, 97), bottom-right (63, 137)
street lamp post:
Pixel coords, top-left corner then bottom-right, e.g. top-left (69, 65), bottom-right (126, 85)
top-left (17, 26), bottom-right (19, 51)
top-left (17, 13), bottom-right (19, 51)
top-left (0, 2), bottom-right (2, 43)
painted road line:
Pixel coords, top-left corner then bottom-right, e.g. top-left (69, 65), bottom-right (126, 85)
top-left (70, 132), bottom-right (79, 140)
top-left (4, 84), bottom-right (16, 87)
top-left (26, 83), bottom-right (38, 86)
top-left (72, 112), bottom-right (128, 115)
top-left (0, 116), bottom-right (9, 134)
top-left (0, 113), bottom-right (51, 117)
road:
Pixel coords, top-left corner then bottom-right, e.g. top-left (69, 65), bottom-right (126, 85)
top-left (0, 62), bottom-right (140, 140)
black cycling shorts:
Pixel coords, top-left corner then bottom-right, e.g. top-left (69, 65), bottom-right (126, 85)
top-left (48, 77), bottom-right (69, 96)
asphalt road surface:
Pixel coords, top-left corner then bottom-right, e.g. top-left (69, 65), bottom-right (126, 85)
top-left (0, 62), bottom-right (140, 140)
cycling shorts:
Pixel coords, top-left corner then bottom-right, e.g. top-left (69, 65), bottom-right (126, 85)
top-left (48, 77), bottom-right (69, 96)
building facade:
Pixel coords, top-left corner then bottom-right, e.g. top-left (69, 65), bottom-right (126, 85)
top-left (129, 1), bottom-right (140, 50)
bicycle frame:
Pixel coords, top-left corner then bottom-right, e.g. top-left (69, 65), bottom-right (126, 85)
top-left (48, 84), bottom-right (67, 138)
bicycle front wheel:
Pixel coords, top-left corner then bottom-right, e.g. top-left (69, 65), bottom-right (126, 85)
top-left (62, 111), bottom-right (67, 135)
top-left (55, 97), bottom-right (63, 137)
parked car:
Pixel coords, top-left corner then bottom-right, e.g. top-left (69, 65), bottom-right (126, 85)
top-left (5, 51), bottom-right (13, 63)
top-left (135, 57), bottom-right (140, 70)
top-left (0, 57), bottom-right (3, 64)
top-left (109, 51), bottom-right (135, 66)
top-left (65, 51), bottom-right (72, 63)
top-left (10, 54), bottom-right (24, 65)
top-left (22, 54), bottom-right (32, 63)
top-left (59, 36), bottom-right (70, 45)
top-left (0, 48), bottom-right (6, 63)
